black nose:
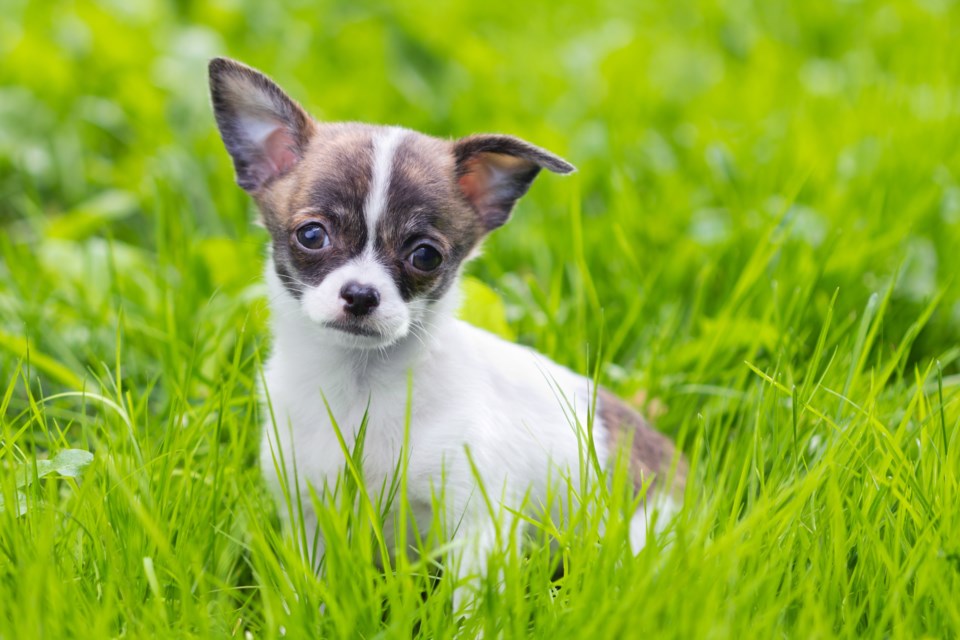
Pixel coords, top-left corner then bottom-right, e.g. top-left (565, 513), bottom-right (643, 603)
top-left (340, 282), bottom-right (380, 317)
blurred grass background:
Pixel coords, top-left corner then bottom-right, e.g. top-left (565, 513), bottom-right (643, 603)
top-left (1, 0), bottom-right (960, 638)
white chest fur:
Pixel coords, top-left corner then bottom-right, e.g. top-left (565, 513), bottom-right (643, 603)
top-left (259, 268), bottom-right (608, 552)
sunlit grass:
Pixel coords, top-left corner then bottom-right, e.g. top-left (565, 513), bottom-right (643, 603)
top-left (2, 0), bottom-right (960, 637)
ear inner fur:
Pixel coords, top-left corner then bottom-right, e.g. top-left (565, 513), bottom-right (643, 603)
top-left (453, 134), bottom-right (575, 231)
top-left (208, 57), bottom-right (316, 192)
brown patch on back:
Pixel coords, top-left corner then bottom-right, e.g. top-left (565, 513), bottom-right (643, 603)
top-left (597, 388), bottom-right (687, 499)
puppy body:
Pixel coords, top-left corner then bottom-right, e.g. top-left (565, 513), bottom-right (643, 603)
top-left (209, 58), bottom-right (685, 598)
top-left (264, 267), bottom-right (602, 562)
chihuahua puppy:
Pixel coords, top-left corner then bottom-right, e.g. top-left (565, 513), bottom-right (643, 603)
top-left (209, 57), bottom-right (685, 602)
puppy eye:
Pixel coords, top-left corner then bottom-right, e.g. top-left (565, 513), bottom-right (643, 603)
top-left (409, 244), bottom-right (442, 272)
top-left (294, 222), bottom-right (330, 251)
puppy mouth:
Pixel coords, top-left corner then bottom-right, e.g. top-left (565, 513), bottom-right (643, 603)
top-left (322, 319), bottom-right (382, 337)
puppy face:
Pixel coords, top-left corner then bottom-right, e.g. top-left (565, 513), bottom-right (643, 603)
top-left (209, 58), bottom-right (574, 349)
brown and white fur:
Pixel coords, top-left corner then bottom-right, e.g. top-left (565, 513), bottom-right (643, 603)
top-left (208, 57), bottom-right (686, 606)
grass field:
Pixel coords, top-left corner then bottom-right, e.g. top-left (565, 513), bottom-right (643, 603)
top-left (2, 0), bottom-right (960, 637)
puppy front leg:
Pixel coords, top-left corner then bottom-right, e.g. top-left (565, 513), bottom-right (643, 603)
top-left (453, 507), bottom-right (521, 616)
top-left (451, 512), bottom-right (504, 616)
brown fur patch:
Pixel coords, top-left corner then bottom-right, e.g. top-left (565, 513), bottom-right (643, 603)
top-left (374, 132), bottom-right (487, 301)
top-left (255, 123), bottom-right (378, 296)
top-left (597, 388), bottom-right (687, 499)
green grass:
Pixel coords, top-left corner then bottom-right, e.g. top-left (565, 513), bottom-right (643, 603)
top-left (2, 0), bottom-right (960, 637)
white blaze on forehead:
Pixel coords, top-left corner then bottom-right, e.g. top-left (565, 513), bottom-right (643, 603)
top-left (363, 127), bottom-right (407, 246)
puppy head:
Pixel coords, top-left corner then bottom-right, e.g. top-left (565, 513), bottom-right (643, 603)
top-left (209, 57), bottom-right (574, 349)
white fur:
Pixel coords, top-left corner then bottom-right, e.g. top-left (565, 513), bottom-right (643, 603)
top-left (261, 266), bottom-right (679, 607)
top-left (238, 115), bottom-right (281, 145)
top-left (363, 127), bottom-right (406, 241)
top-left (263, 264), bottom-right (603, 529)
top-left (220, 72), bottom-right (285, 144)
top-left (299, 253), bottom-right (413, 348)
top-left (263, 267), bottom-right (601, 591)
top-left (628, 491), bottom-right (681, 552)
top-left (258, 128), bottom-right (679, 600)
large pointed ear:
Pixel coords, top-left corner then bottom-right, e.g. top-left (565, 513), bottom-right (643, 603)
top-left (453, 134), bottom-right (575, 231)
top-left (208, 57), bottom-right (316, 192)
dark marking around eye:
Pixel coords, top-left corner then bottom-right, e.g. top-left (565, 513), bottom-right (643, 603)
top-left (363, 133), bottom-right (488, 304)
